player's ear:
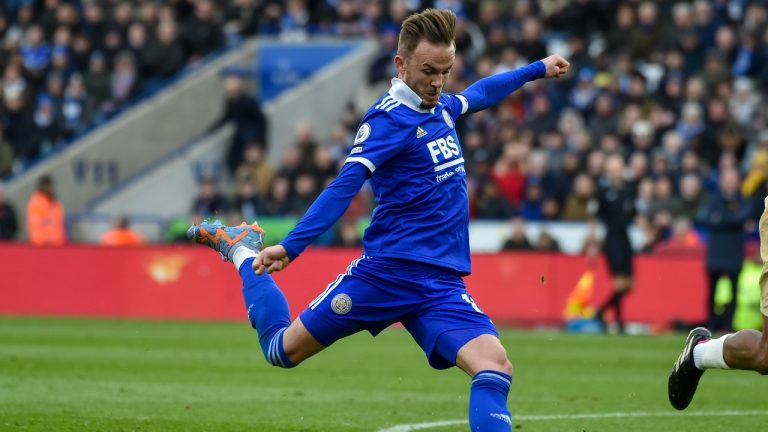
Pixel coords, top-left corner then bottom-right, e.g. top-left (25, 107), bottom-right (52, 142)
top-left (394, 54), bottom-right (406, 77)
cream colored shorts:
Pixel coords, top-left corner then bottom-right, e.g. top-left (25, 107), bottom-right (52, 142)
top-left (760, 197), bottom-right (768, 317)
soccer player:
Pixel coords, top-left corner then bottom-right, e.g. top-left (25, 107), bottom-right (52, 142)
top-left (189, 9), bottom-right (568, 431)
top-left (668, 196), bottom-right (768, 410)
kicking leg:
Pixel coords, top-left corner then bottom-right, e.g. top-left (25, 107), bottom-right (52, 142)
top-left (188, 220), bottom-right (325, 367)
top-left (239, 257), bottom-right (325, 366)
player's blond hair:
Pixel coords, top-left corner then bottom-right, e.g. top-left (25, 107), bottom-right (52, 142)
top-left (397, 9), bottom-right (456, 57)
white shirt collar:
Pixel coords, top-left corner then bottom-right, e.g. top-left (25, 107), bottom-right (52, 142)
top-left (389, 77), bottom-right (435, 114)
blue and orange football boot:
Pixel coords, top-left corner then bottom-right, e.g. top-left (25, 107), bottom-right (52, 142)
top-left (187, 219), bottom-right (264, 261)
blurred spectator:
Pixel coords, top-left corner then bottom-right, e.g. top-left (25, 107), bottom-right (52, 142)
top-left (676, 102), bottom-right (706, 147)
top-left (100, 215), bottom-right (145, 246)
top-left (678, 174), bottom-right (705, 221)
top-left (103, 51), bottom-right (140, 115)
top-left (628, 2), bottom-right (663, 60)
top-left (233, 143), bottom-right (276, 197)
top-left (333, 219), bottom-right (362, 247)
top-left (191, 177), bottom-right (230, 218)
top-left (26, 174), bottom-right (65, 245)
top-left (368, 24), bottom-right (399, 84)
top-left (292, 122), bottom-right (320, 175)
top-left (30, 92), bottom-right (63, 156)
top-left (501, 217), bottom-right (533, 251)
top-left (21, 25), bottom-right (51, 84)
top-left (291, 172), bottom-right (318, 216)
top-left (312, 146), bottom-right (337, 188)
top-left (261, 176), bottom-right (293, 216)
top-left (475, 181), bottom-right (514, 220)
top-left (490, 144), bottom-right (526, 209)
top-left (588, 93), bottom-right (619, 143)
top-left (232, 176), bottom-right (263, 223)
top-left (83, 51), bottom-right (111, 117)
top-left (561, 173), bottom-right (595, 221)
top-left (208, 75), bottom-right (267, 173)
top-left (143, 20), bottom-right (186, 81)
top-left (647, 176), bottom-right (680, 233)
top-left (581, 223), bottom-right (601, 258)
top-left (519, 180), bottom-right (544, 220)
top-left (61, 74), bottom-right (89, 138)
top-left (0, 184), bottom-right (18, 240)
top-left (516, 16), bottom-right (547, 62)
top-left (535, 230), bottom-right (560, 252)
top-left (527, 94), bottom-right (558, 138)
top-left (697, 167), bottom-right (751, 332)
top-left (0, 129), bottom-right (14, 177)
top-left (605, 4), bottom-right (634, 55)
top-left (654, 217), bottom-right (703, 256)
top-left (182, 0), bottom-right (224, 61)
top-left (223, 0), bottom-right (261, 38)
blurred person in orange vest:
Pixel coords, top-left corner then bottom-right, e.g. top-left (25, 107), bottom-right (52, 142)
top-left (26, 174), bottom-right (66, 245)
top-left (654, 216), bottom-right (704, 256)
top-left (100, 215), bottom-right (145, 246)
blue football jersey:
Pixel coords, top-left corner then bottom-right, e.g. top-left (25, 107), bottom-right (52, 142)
top-left (345, 78), bottom-right (471, 274)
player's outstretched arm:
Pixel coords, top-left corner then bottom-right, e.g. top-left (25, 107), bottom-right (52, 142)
top-left (459, 54), bottom-right (569, 114)
top-left (253, 162), bottom-right (370, 275)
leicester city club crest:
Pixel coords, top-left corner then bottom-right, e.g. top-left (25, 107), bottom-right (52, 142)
top-left (354, 123), bottom-right (371, 144)
top-left (442, 110), bottom-right (454, 129)
top-left (331, 293), bottom-right (352, 315)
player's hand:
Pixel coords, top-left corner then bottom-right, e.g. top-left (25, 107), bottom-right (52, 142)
top-left (253, 245), bottom-right (291, 275)
top-left (541, 54), bottom-right (570, 79)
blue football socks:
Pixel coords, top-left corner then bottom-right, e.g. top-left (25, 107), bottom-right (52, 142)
top-left (239, 257), bottom-right (294, 368)
top-left (469, 370), bottom-right (512, 431)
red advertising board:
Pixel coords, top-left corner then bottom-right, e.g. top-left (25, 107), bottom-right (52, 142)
top-left (0, 244), bottom-right (707, 327)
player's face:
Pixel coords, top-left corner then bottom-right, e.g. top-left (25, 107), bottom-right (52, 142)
top-left (395, 40), bottom-right (455, 109)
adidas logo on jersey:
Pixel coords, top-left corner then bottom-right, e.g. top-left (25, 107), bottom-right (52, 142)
top-left (416, 127), bottom-right (427, 138)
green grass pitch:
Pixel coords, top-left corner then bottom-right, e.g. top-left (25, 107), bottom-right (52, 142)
top-left (1, 316), bottom-right (766, 431)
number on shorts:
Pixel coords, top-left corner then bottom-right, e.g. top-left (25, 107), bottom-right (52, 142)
top-left (461, 293), bottom-right (483, 313)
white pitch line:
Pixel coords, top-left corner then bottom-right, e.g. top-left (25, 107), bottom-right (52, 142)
top-left (377, 410), bottom-right (768, 432)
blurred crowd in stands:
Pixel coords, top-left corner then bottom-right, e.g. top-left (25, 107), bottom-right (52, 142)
top-left (3, 0), bottom-right (768, 257)
top-left (0, 0), bottom-right (247, 177)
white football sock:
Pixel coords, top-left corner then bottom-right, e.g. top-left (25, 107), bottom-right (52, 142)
top-left (233, 246), bottom-right (258, 271)
top-left (693, 335), bottom-right (732, 370)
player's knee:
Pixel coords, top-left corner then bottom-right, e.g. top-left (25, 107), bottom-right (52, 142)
top-left (484, 345), bottom-right (514, 376)
top-left (263, 350), bottom-right (296, 368)
top-left (479, 351), bottom-right (513, 376)
top-left (282, 345), bottom-right (306, 368)
top-left (497, 357), bottom-right (514, 376)
top-left (755, 349), bottom-right (768, 375)
top-left (263, 350), bottom-right (300, 369)
top-left (261, 329), bottom-right (301, 369)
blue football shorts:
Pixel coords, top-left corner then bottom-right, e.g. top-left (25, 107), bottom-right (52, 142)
top-left (299, 255), bottom-right (499, 369)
